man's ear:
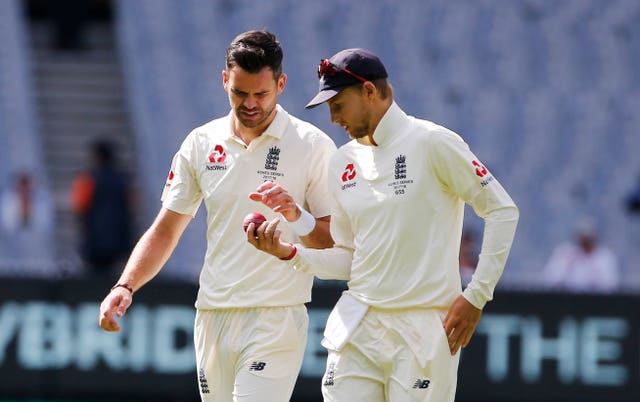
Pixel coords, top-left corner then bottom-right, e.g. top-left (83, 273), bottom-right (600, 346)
top-left (363, 81), bottom-right (378, 101)
top-left (277, 73), bottom-right (287, 95)
top-left (222, 70), bottom-right (229, 90)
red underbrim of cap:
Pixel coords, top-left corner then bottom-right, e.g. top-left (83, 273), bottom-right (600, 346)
top-left (305, 86), bottom-right (350, 109)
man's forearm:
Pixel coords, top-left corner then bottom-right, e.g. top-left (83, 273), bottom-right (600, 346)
top-left (115, 208), bottom-right (189, 291)
top-left (292, 245), bottom-right (352, 280)
top-left (116, 228), bottom-right (177, 291)
top-left (463, 205), bottom-right (519, 309)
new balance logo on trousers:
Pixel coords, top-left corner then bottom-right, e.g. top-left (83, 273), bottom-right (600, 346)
top-left (323, 362), bottom-right (431, 391)
top-left (413, 379), bottom-right (431, 389)
top-left (249, 361), bottom-right (267, 371)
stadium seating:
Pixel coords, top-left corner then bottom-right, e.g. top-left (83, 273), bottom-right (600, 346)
top-left (112, 0), bottom-right (640, 290)
top-left (0, 0), bottom-right (56, 276)
top-left (3, 0), bottom-right (638, 288)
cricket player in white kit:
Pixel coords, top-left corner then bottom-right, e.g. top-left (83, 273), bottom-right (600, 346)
top-left (98, 31), bottom-right (336, 402)
top-left (248, 48), bottom-right (519, 401)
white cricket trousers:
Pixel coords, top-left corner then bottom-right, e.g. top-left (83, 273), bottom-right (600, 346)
top-left (194, 305), bottom-right (308, 402)
top-left (321, 307), bottom-right (460, 402)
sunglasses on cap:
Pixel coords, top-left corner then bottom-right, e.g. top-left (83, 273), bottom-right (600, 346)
top-left (317, 59), bottom-right (369, 83)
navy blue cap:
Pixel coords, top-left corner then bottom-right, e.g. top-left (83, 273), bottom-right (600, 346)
top-left (305, 48), bottom-right (388, 109)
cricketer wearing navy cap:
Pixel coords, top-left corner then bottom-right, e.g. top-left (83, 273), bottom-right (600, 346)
top-left (305, 48), bottom-right (388, 109)
top-left (249, 46), bottom-right (518, 401)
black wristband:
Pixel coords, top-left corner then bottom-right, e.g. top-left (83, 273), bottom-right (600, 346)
top-left (111, 283), bottom-right (133, 295)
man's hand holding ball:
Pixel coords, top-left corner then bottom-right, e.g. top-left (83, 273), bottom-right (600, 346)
top-left (243, 212), bottom-right (295, 260)
top-left (242, 212), bottom-right (267, 236)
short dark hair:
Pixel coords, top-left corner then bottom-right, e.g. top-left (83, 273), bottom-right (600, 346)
top-left (226, 30), bottom-right (283, 79)
top-left (353, 79), bottom-right (392, 100)
top-left (371, 78), bottom-right (392, 100)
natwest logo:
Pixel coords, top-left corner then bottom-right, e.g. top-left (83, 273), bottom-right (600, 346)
top-left (206, 144), bottom-right (228, 171)
top-left (472, 160), bottom-right (488, 178)
top-left (209, 145), bottom-right (227, 163)
top-left (341, 163), bottom-right (357, 182)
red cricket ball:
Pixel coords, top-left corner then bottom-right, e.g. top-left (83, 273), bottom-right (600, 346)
top-left (242, 212), bottom-right (267, 235)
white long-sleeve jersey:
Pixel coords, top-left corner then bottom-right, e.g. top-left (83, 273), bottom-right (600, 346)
top-left (291, 102), bottom-right (518, 310)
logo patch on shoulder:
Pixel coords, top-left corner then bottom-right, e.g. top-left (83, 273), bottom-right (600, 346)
top-left (472, 160), bottom-right (487, 177)
top-left (472, 160), bottom-right (494, 186)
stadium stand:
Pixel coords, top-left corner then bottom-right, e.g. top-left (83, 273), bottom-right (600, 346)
top-left (1, 0), bottom-right (638, 290)
top-left (0, 0), bottom-right (56, 277)
top-left (28, 18), bottom-right (137, 275)
top-left (113, 0), bottom-right (640, 290)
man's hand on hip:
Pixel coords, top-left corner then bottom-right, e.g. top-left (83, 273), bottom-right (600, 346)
top-left (442, 295), bottom-right (482, 355)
